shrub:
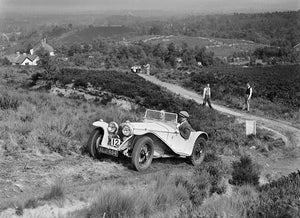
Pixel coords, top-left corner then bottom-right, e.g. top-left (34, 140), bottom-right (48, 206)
top-left (194, 156), bottom-right (229, 196)
top-left (196, 184), bottom-right (259, 218)
top-left (230, 155), bottom-right (260, 186)
top-left (42, 181), bottom-right (64, 201)
top-left (86, 188), bottom-right (136, 218)
top-left (254, 170), bottom-right (300, 218)
top-left (0, 95), bottom-right (20, 110)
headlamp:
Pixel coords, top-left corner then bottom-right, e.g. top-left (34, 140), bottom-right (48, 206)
top-left (122, 125), bottom-right (133, 136)
top-left (107, 122), bottom-right (118, 134)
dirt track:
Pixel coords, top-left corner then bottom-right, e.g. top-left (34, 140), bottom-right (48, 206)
top-left (139, 73), bottom-right (300, 175)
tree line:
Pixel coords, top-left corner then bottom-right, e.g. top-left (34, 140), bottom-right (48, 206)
top-left (55, 39), bottom-right (215, 69)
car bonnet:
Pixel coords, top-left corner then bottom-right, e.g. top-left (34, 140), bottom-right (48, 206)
top-left (129, 121), bottom-right (176, 133)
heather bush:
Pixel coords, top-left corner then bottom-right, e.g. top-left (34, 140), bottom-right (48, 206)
top-left (194, 157), bottom-right (229, 196)
top-left (254, 170), bottom-right (300, 218)
top-left (230, 155), bottom-right (260, 186)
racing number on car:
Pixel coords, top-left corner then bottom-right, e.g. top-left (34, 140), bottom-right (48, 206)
top-left (110, 138), bottom-right (121, 147)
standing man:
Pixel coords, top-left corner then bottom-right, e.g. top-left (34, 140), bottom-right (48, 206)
top-left (243, 82), bottom-right (253, 111)
top-left (178, 111), bottom-right (195, 140)
top-left (203, 84), bottom-right (213, 109)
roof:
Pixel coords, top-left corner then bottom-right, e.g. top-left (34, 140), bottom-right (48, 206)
top-left (7, 54), bottom-right (39, 64)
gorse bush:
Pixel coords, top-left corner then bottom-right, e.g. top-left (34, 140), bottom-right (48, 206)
top-left (230, 155), bottom-right (260, 186)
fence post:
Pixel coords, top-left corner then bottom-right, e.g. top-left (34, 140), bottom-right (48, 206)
top-left (246, 120), bottom-right (256, 136)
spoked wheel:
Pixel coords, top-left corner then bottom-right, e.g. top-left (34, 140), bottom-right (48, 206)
top-left (189, 137), bottom-right (206, 166)
top-left (131, 136), bottom-right (154, 171)
top-left (87, 128), bottom-right (103, 158)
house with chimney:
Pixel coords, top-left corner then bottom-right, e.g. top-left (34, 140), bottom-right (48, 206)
top-left (6, 52), bottom-right (39, 65)
top-left (4, 37), bottom-right (54, 66)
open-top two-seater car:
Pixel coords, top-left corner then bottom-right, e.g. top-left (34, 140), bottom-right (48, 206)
top-left (87, 109), bottom-right (208, 171)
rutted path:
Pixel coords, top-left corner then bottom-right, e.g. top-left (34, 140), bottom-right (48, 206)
top-left (139, 74), bottom-right (300, 176)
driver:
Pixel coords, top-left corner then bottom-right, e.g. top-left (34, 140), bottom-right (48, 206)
top-left (178, 111), bottom-right (195, 140)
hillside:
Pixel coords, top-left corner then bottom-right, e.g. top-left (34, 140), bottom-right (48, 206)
top-left (0, 66), bottom-right (299, 217)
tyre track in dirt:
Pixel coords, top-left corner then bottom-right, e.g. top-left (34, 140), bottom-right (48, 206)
top-left (139, 74), bottom-right (300, 176)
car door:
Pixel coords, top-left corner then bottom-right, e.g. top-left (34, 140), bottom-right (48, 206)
top-left (167, 131), bottom-right (196, 156)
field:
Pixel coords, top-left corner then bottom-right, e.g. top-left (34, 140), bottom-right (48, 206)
top-left (54, 26), bottom-right (134, 45)
top-left (155, 65), bottom-right (300, 124)
top-left (129, 35), bottom-right (265, 58)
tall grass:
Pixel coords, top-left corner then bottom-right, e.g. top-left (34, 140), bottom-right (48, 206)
top-left (73, 171), bottom-right (195, 218)
top-left (0, 87), bottom-right (139, 156)
top-left (42, 180), bottom-right (65, 201)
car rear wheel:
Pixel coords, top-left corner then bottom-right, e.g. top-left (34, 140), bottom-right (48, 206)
top-left (87, 128), bottom-right (103, 158)
top-left (131, 136), bottom-right (154, 171)
top-left (189, 137), bottom-right (206, 166)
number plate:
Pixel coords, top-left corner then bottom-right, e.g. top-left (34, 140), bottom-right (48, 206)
top-left (98, 146), bottom-right (118, 157)
top-left (110, 138), bottom-right (121, 147)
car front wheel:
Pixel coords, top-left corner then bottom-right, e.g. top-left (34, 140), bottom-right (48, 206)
top-left (131, 136), bottom-right (154, 171)
top-left (189, 137), bottom-right (206, 166)
top-left (87, 128), bottom-right (103, 158)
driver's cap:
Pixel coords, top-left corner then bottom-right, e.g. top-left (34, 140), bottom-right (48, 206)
top-left (179, 111), bottom-right (189, 118)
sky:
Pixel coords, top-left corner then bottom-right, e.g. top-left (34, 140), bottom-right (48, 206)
top-left (0, 0), bottom-right (299, 14)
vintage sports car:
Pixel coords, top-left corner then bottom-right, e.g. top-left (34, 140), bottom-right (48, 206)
top-left (87, 109), bottom-right (208, 171)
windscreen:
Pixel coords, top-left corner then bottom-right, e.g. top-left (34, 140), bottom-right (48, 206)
top-left (145, 109), bottom-right (177, 123)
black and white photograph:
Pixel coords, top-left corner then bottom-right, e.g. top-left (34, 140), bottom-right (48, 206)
top-left (0, 0), bottom-right (299, 217)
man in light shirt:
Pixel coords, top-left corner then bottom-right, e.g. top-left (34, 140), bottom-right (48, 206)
top-left (203, 83), bottom-right (213, 109)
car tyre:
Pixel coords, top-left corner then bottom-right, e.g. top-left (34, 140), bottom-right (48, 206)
top-left (87, 128), bottom-right (103, 158)
top-left (131, 136), bottom-right (154, 171)
top-left (189, 137), bottom-right (206, 166)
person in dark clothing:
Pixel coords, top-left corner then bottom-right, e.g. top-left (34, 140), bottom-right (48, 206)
top-left (203, 84), bottom-right (213, 109)
top-left (243, 82), bottom-right (253, 111)
top-left (178, 111), bottom-right (195, 140)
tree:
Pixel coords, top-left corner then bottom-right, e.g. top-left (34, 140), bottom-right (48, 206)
top-left (36, 48), bottom-right (51, 71)
top-left (0, 57), bottom-right (11, 65)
